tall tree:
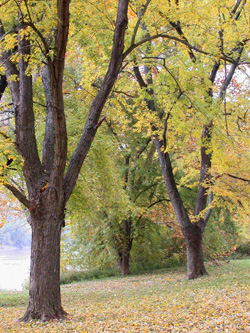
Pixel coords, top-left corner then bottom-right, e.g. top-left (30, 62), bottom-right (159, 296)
top-left (122, 0), bottom-right (249, 278)
top-left (0, 0), bottom-right (129, 321)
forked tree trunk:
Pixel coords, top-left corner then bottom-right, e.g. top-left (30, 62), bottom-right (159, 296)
top-left (19, 192), bottom-right (67, 322)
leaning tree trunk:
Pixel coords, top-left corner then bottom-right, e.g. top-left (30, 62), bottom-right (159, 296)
top-left (133, 44), bottom-right (209, 280)
top-left (154, 137), bottom-right (208, 279)
top-left (20, 191), bottom-right (67, 322)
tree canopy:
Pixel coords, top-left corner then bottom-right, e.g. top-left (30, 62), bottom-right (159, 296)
top-left (0, 0), bottom-right (249, 322)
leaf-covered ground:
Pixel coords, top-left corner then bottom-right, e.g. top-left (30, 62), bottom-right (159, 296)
top-left (0, 260), bottom-right (250, 332)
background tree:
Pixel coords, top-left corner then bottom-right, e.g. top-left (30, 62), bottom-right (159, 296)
top-left (61, 91), bottom-right (169, 275)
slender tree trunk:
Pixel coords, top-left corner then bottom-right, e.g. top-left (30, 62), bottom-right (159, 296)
top-left (120, 252), bottom-right (131, 276)
top-left (20, 191), bottom-right (67, 322)
top-left (119, 219), bottom-right (133, 276)
top-left (154, 137), bottom-right (208, 279)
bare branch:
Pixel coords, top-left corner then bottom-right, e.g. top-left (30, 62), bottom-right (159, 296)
top-left (94, 116), bottom-right (106, 130)
top-left (23, 21), bottom-right (50, 55)
top-left (123, 33), bottom-right (235, 63)
top-left (135, 137), bottom-right (151, 160)
top-left (133, 64), bottom-right (147, 88)
top-left (16, 23), bottom-right (43, 189)
top-left (4, 183), bottom-right (30, 208)
top-left (0, 0), bottom-right (12, 7)
top-left (225, 173), bottom-right (250, 184)
top-left (130, 0), bottom-right (151, 45)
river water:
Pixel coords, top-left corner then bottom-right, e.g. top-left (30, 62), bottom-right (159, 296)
top-left (0, 247), bottom-right (30, 291)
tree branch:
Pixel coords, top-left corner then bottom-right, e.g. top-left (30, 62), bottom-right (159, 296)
top-left (16, 23), bottom-right (43, 191)
top-left (47, 0), bottom-right (70, 187)
top-left (41, 63), bottom-right (54, 175)
top-left (0, 20), bottom-right (20, 106)
top-left (225, 173), bottom-right (250, 184)
top-left (123, 33), bottom-right (234, 62)
top-left (64, 0), bottom-right (129, 202)
top-left (3, 183), bottom-right (30, 208)
top-left (130, 0), bottom-right (151, 46)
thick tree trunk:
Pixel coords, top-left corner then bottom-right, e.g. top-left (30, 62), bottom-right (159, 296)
top-left (0, 0), bottom-right (129, 322)
top-left (19, 193), bottom-right (67, 322)
top-left (183, 225), bottom-right (208, 280)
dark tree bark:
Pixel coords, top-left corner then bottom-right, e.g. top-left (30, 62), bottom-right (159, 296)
top-left (119, 218), bottom-right (133, 275)
top-left (0, 0), bottom-right (129, 321)
top-left (154, 137), bottom-right (208, 279)
top-left (20, 192), bottom-right (66, 322)
top-left (183, 225), bottom-right (207, 279)
top-left (120, 252), bottom-right (131, 275)
top-left (0, 74), bottom-right (7, 100)
top-left (42, 63), bottom-right (55, 175)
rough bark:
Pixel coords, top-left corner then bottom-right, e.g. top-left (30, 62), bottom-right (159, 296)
top-left (42, 63), bottom-right (54, 175)
top-left (2, 0), bottom-right (70, 321)
top-left (17, 28), bottom-right (44, 195)
top-left (16, 12), bottom-right (68, 318)
top-left (19, 191), bottom-right (66, 322)
top-left (184, 225), bottom-right (208, 279)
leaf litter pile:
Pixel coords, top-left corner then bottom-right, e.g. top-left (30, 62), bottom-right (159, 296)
top-left (0, 260), bottom-right (250, 332)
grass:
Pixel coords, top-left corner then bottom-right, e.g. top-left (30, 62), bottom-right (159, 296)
top-left (60, 267), bottom-right (120, 285)
top-left (0, 259), bottom-right (250, 332)
top-left (0, 290), bottom-right (28, 308)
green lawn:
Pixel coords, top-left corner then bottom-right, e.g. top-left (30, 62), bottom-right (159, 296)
top-left (0, 259), bottom-right (250, 332)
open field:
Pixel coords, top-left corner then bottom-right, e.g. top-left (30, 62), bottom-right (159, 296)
top-left (0, 259), bottom-right (250, 332)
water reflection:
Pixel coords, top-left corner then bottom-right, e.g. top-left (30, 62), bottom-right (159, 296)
top-left (0, 248), bottom-right (30, 291)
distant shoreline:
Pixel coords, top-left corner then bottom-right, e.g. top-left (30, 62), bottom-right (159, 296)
top-left (0, 245), bottom-right (31, 256)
